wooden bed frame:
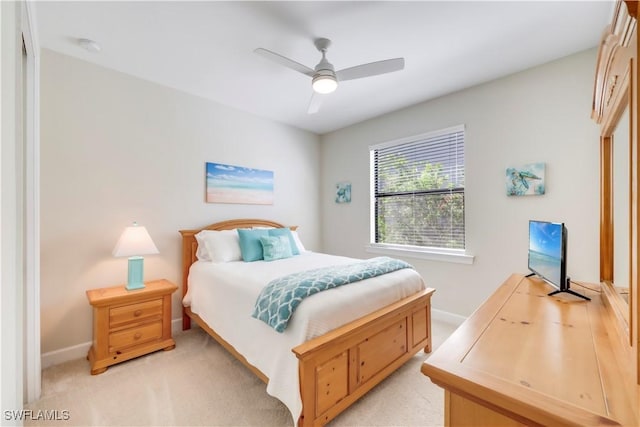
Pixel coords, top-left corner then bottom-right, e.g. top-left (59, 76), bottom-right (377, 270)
top-left (179, 219), bottom-right (435, 426)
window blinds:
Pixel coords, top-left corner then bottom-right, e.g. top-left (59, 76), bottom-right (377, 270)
top-left (373, 127), bottom-right (465, 249)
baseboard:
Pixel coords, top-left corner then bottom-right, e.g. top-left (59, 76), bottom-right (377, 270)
top-left (42, 318), bottom-right (186, 368)
top-left (41, 341), bottom-right (92, 369)
top-left (431, 308), bottom-right (467, 327)
top-left (172, 317), bottom-right (184, 334)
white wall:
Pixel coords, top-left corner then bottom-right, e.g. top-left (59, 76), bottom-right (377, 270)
top-left (321, 49), bottom-right (600, 317)
top-left (40, 49), bottom-right (321, 357)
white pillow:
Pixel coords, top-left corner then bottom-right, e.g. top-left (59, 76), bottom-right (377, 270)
top-left (291, 230), bottom-right (307, 253)
top-left (195, 230), bottom-right (242, 263)
top-left (194, 230), bottom-right (214, 261)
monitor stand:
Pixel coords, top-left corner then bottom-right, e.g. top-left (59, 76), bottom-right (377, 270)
top-left (525, 273), bottom-right (591, 301)
top-left (548, 277), bottom-right (591, 301)
top-left (548, 288), bottom-right (591, 301)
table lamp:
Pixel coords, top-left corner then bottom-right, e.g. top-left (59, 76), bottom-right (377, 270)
top-left (112, 222), bottom-right (159, 290)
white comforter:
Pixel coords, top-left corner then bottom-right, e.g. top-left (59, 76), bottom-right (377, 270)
top-left (183, 252), bottom-right (425, 422)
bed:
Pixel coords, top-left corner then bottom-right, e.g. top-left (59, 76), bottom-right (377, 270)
top-left (180, 218), bottom-right (435, 426)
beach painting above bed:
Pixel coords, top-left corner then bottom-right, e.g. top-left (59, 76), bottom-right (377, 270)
top-left (206, 162), bottom-right (274, 205)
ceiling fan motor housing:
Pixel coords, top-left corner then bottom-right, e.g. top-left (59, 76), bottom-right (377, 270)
top-left (312, 50), bottom-right (337, 93)
top-left (314, 55), bottom-right (336, 76)
top-left (313, 38), bottom-right (337, 82)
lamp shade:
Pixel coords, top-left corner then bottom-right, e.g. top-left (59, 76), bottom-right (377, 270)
top-left (112, 222), bottom-right (159, 257)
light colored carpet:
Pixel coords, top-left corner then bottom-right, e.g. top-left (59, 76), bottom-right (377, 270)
top-left (25, 319), bottom-right (458, 427)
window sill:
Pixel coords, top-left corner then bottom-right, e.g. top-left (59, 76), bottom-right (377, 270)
top-left (365, 243), bottom-right (475, 265)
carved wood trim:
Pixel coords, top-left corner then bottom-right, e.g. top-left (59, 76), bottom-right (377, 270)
top-left (593, 0), bottom-right (640, 385)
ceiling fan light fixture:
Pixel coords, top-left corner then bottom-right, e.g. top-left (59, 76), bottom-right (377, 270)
top-left (312, 74), bottom-right (337, 94)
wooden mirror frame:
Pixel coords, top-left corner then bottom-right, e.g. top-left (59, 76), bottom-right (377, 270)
top-left (593, 0), bottom-right (639, 384)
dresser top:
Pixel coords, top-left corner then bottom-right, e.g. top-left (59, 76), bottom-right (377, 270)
top-left (422, 274), bottom-right (638, 427)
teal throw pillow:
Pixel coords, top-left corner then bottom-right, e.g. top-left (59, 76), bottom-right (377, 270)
top-left (259, 235), bottom-right (293, 261)
top-left (237, 228), bottom-right (269, 262)
top-left (268, 228), bottom-right (299, 255)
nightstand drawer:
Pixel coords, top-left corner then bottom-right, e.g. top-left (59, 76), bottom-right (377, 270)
top-left (109, 321), bottom-right (163, 353)
top-left (110, 299), bottom-right (163, 328)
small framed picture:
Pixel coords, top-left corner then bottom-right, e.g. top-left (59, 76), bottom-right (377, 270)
top-left (335, 182), bottom-right (351, 203)
top-left (506, 163), bottom-right (545, 196)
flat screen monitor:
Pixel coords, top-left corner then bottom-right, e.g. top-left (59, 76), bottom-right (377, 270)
top-left (527, 220), bottom-right (567, 290)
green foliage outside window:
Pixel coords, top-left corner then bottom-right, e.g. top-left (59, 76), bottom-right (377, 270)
top-left (375, 154), bottom-right (465, 249)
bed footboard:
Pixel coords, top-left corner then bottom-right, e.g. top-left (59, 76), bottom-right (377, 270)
top-left (293, 287), bottom-right (434, 427)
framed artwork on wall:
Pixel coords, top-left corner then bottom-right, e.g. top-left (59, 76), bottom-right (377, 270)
top-left (206, 162), bottom-right (274, 205)
top-left (335, 182), bottom-right (351, 203)
top-left (506, 162), bottom-right (545, 196)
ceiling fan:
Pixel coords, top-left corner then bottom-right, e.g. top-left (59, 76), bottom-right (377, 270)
top-left (254, 38), bottom-right (405, 114)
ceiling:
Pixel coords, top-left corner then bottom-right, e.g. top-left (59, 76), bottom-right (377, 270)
top-left (34, 1), bottom-right (614, 135)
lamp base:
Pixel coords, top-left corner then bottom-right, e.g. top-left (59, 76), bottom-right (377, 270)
top-left (125, 281), bottom-right (146, 291)
top-left (126, 256), bottom-right (146, 291)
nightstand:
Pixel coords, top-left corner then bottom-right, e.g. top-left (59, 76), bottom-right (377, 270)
top-left (86, 279), bottom-right (178, 375)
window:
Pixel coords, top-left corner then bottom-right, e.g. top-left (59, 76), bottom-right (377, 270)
top-left (371, 125), bottom-right (465, 251)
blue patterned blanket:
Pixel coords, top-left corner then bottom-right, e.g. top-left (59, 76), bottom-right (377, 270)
top-left (252, 256), bottom-right (413, 332)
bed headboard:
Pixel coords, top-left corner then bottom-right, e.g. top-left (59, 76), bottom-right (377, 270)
top-left (178, 218), bottom-right (297, 329)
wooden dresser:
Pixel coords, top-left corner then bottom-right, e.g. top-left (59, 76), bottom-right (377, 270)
top-left (421, 274), bottom-right (638, 426)
top-left (86, 279), bottom-right (177, 374)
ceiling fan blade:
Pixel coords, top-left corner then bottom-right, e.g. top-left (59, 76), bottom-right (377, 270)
top-left (254, 48), bottom-right (315, 77)
top-left (307, 92), bottom-right (324, 114)
top-left (336, 58), bottom-right (405, 81)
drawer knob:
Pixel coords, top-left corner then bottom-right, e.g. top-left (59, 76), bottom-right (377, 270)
top-left (133, 310), bottom-right (143, 317)
top-left (134, 332), bottom-right (142, 340)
